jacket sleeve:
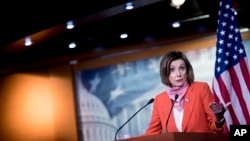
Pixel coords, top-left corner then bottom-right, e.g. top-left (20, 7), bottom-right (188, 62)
top-left (145, 95), bottom-right (162, 135)
top-left (201, 82), bottom-right (225, 133)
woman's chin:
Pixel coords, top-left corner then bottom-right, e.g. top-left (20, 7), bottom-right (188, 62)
top-left (173, 83), bottom-right (184, 87)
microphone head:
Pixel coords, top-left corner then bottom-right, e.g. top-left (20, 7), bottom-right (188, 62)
top-left (147, 98), bottom-right (154, 104)
top-left (175, 94), bottom-right (179, 100)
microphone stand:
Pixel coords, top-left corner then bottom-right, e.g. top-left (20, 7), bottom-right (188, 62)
top-left (114, 98), bottom-right (154, 141)
top-left (166, 94), bottom-right (179, 132)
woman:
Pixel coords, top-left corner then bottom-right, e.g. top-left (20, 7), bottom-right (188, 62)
top-left (145, 51), bottom-right (229, 135)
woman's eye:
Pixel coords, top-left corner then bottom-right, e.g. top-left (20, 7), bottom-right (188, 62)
top-left (180, 66), bottom-right (186, 70)
top-left (170, 68), bottom-right (175, 72)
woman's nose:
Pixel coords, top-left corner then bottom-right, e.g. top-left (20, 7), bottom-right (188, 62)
top-left (176, 70), bottom-right (181, 76)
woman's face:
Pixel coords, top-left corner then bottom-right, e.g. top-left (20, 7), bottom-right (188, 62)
top-left (168, 59), bottom-right (188, 87)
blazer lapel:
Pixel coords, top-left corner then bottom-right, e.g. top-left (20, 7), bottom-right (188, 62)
top-left (182, 85), bottom-right (196, 131)
top-left (161, 92), bottom-right (179, 132)
top-left (162, 93), bottom-right (173, 131)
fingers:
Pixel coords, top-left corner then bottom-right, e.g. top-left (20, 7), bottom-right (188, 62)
top-left (209, 102), bottom-right (217, 107)
top-left (224, 102), bottom-right (231, 109)
top-left (209, 102), bottom-right (217, 110)
top-left (209, 101), bottom-right (231, 110)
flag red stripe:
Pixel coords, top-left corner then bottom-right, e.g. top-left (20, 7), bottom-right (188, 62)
top-left (223, 126), bottom-right (229, 134)
top-left (212, 88), bottom-right (220, 103)
top-left (239, 59), bottom-right (250, 92)
top-left (229, 66), bottom-right (250, 123)
top-left (216, 76), bottom-right (240, 124)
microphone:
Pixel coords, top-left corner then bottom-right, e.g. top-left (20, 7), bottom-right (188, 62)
top-left (165, 94), bottom-right (179, 132)
top-left (114, 98), bottom-right (154, 141)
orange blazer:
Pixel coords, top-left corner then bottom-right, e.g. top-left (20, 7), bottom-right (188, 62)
top-left (145, 82), bottom-right (224, 135)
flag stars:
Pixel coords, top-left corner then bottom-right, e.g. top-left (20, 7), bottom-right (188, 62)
top-left (234, 46), bottom-right (237, 51)
top-left (229, 25), bottom-right (234, 30)
top-left (223, 13), bottom-right (229, 18)
top-left (231, 16), bottom-right (235, 21)
top-left (228, 34), bottom-right (233, 39)
top-left (226, 43), bottom-right (232, 48)
top-left (217, 67), bottom-right (221, 72)
top-left (218, 48), bottom-right (223, 54)
top-left (235, 28), bottom-right (239, 33)
top-left (217, 58), bottom-right (222, 63)
top-left (239, 48), bottom-right (244, 54)
top-left (231, 8), bottom-right (236, 12)
top-left (222, 21), bottom-right (227, 27)
top-left (219, 39), bottom-right (224, 45)
top-left (219, 1), bottom-right (222, 6)
top-left (220, 30), bottom-right (225, 36)
top-left (225, 4), bottom-right (230, 9)
top-left (224, 60), bottom-right (229, 65)
top-left (233, 54), bottom-right (238, 60)
top-left (225, 51), bottom-right (230, 56)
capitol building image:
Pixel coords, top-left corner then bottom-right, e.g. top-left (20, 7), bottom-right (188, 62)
top-left (77, 81), bottom-right (117, 141)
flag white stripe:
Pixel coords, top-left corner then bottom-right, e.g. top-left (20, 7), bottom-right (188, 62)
top-left (212, 77), bottom-right (226, 105)
top-left (214, 70), bottom-right (247, 124)
top-left (212, 77), bottom-right (232, 129)
top-left (221, 70), bottom-right (247, 124)
top-left (244, 57), bottom-right (250, 73)
top-left (234, 61), bottom-right (250, 114)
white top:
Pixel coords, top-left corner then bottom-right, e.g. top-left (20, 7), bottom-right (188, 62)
top-left (173, 107), bottom-right (184, 132)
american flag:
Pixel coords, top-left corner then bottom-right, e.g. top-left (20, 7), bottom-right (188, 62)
top-left (212, 0), bottom-right (250, 133)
